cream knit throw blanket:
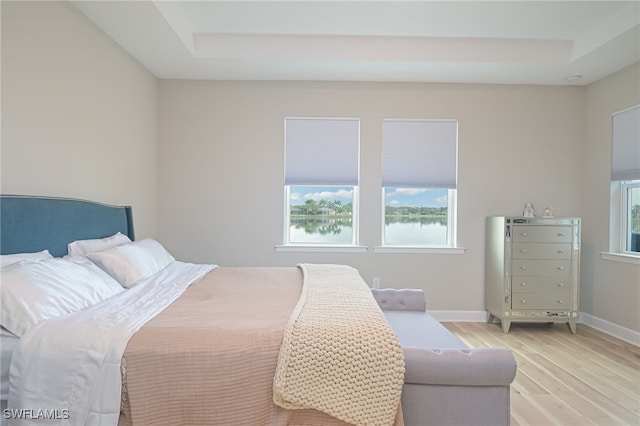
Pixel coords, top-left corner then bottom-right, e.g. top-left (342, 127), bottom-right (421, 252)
top-left (273, 264), bottom-right (405, 426)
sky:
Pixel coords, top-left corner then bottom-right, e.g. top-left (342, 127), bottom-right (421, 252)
top-left (385, 188), bottom-right (448, 208)
top-left (290, 186), bottom-right (448, 207)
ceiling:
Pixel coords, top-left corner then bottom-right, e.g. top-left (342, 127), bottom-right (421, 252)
top-left (71, 1), bottom-right (640, 86)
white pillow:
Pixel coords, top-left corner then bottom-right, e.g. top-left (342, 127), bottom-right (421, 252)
top-left (67, 232), bottom-right (132, 258)
top-left (87, 238), bottom-right (175, 288)
top-left (0, 258), bottom-right (124, 337)
top-left (0, 250), bottom-right (54, 268)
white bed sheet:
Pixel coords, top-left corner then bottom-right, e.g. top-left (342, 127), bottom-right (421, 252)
top-left (0, 329), bottom-right (19, 400)
top-left (7, 261), bottom-right (215, 426)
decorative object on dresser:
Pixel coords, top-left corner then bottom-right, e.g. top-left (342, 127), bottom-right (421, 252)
top-left (485, 216), bottom-right (581, 334)
top-left (522, 202), bottom-right (536, 217)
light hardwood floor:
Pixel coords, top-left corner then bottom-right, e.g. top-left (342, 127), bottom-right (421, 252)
top-left (442, 322), bottom-right (640, 426)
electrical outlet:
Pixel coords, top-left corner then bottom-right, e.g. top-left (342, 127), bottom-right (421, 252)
top-left (372, 277), bottom-right (380, 289)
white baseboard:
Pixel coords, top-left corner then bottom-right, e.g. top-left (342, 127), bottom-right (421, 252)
top-left (428, 310), bottom-right (640, 347)
top-left (579, 312), bottom-right (640, 346)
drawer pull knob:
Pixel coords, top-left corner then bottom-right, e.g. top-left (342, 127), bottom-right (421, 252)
top-left (520, 249), bottom-right (527, 253)
top-left (557, 266), bottom-right (564, 270)
top-left (520, 282), bottom-right (527, 287)
top-left (521, 299), bottom-right (527, 304)
top-left (557, 300), bottom-right (564, 304)
top-left (557, 283), bottom-right (564, 287)
top-left (557, 249), bottom-right (565, 253)
top-left (521, 232), bottom-right (528, 236)
top-left (558, 232), bottom-right (565, 237)
top-left (520, 266), bottom-right (527, 270)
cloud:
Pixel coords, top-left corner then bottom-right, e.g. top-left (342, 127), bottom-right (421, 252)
top-left (435, 196), bottom-right (448, 205)
top-left (303, 189), bottom-right (353, 202)
top-left (386, 188), bottom-right (428, 197)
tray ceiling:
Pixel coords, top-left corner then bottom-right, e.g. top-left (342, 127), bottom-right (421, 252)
top-left (71, 1), bottom-right (640, 85)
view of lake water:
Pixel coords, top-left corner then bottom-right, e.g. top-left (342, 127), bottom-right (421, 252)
top-left (384, 218), bottom-right (447, 245)
top-left (289, 217), bottom-right (447, 245)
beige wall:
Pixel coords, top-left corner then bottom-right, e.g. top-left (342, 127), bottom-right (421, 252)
top-left (2, 1), bottom-right (637, 332)
top-left (1, 1), bottom-right (158, 238)
top-left (158, 80), bottom-right (585, 312)
top-left (582, 64), bottom-right (640, 332)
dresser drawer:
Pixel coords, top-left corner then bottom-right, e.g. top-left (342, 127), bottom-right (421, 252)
top-left (512, 242), bottom-right (572, 260)
top-left (511, 276), bottom-right (570, 293)
top-left (511, 292), bottom-right (571, 310)
top-left (511, 259), bottom-right (572, 277)
top-left (511, 225), bottom-right (573, 243)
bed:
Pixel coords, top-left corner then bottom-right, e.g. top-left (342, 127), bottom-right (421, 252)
top-left (0, 195), bottom-right (405, 426)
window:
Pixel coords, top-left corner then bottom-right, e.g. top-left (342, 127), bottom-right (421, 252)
top-left (381, 119), bottom-right (458, 247)
top-left (610, 105), bottom-right (640, 256)
top-left (283, 117), bottom-right (359, 246)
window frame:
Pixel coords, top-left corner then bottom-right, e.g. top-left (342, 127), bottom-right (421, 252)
top-left (620, 180), bottom-right (640, 255)
top-left (281, 116), bottom-right (362, 249)
top-left (604, 180), bottom-right (640, 263)
top-left (379, 118), bottom-right (459, 249)
top-left (603, 105), bottom-right (640, 263)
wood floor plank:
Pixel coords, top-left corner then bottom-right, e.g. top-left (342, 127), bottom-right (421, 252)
top-left (443, 322), bottom-right (640, 426)
top-left (510, 388), bottom-right (557, 426)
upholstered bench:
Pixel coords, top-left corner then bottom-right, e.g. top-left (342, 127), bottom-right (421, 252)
top-left (372, 288), bottom-right (517, 426)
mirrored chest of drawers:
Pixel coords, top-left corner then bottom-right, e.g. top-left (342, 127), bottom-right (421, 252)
top-left (485, 216), bottom-right (581, 333)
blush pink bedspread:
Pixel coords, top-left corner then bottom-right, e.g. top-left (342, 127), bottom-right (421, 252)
top-left (118, 266), bottom-right (403, 426)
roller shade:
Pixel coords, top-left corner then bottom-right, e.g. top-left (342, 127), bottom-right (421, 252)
top-left (612, 105), bottom-right (640, 181)
top-left (285, 118), bottom-right (359, 186)
top-left (382, 119), bottom-right (458, 188)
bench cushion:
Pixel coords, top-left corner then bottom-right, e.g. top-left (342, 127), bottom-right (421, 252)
top-left (383, 311), bottom-right (467, 349)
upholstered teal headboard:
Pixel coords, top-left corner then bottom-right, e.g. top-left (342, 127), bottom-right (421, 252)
top-left (0, 195), bottom-right (134, 257)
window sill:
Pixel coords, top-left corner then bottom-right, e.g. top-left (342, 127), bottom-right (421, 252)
top-left (599, 252), bottom-right (640, 265)
top-left (275, 245), bottom-right (368, 253)
top-left (373, 246), bottom-right (466, 254)
top-left (274, 245), bottom-right (467, 254)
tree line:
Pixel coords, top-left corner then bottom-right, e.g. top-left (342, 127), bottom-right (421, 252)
top-left (385, 206), bottom-right (447, 216)
top-left (291, 199), bottom-right (447, 217)
top-left (291, 199), bottom-right (352, 215)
